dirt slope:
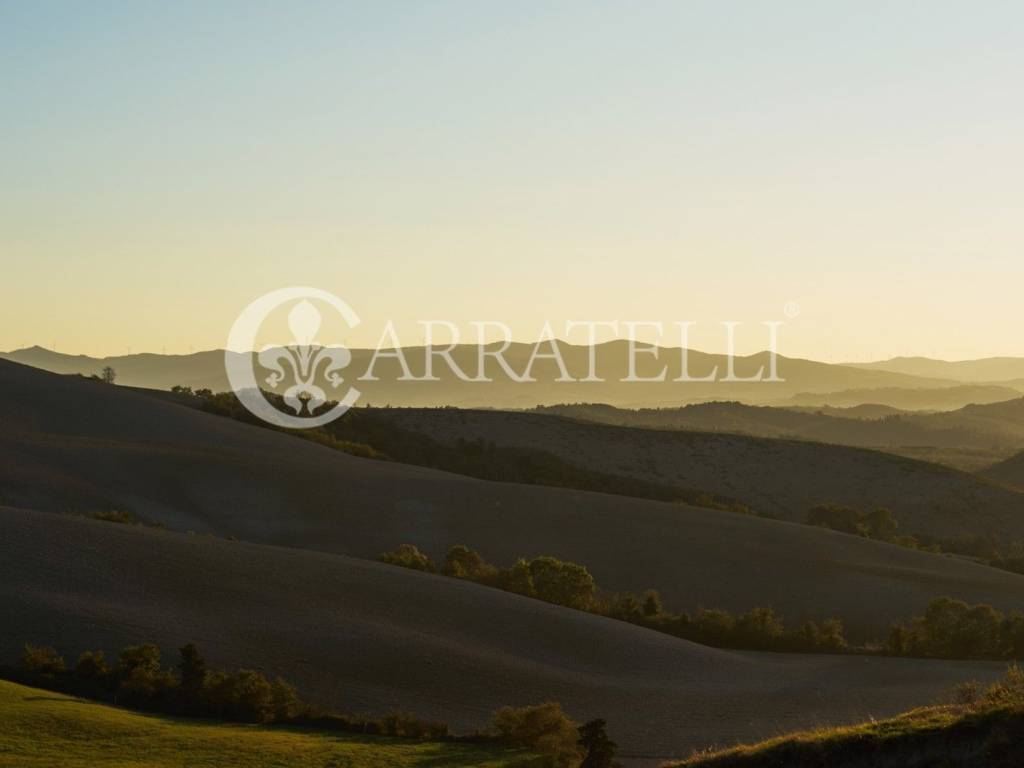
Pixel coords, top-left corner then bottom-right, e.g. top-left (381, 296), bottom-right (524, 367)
top-left (0, 507), bottom-right (1008, 765)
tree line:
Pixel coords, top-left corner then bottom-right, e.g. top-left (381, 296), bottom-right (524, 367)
top-left (805, 503), bottom-right (1024, 576)
top-left (379, 544), bottom-right (848, 654)
top-left (382, 544), bottom-right (1024, 662)
top-left (12, 641), bottom-right (619, 767)
top-left (888, 597), bottom-right (1024, 661)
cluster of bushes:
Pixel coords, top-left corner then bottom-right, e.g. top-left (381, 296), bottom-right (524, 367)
top-left (887, 597), bottom-right (1024, 660)
top-left (379, 544), bottom-right (847, 654)
top-left (14, 642), bottom-right (445, 737)
top-left (492, 703), bottom-right (619, 768)
top-left (13, 641), bottom-right (622, 763)
top-left (19, 642), bottom-right (301, 723)
top-left (805, 504), bottom-right (916, 545)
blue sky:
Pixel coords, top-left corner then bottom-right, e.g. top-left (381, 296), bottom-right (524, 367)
top-left (2, 1), bottom-right (1021, 359)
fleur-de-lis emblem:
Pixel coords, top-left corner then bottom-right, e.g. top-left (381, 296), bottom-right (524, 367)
top-left (257, 300), bottom-right (352, 415)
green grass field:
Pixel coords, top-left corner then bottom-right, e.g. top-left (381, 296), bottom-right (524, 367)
top-left (0, 680), bottom-right (536, 768)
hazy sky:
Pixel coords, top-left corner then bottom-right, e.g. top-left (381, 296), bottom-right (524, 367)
top-left (2, 1), bottom-right (1021, 360)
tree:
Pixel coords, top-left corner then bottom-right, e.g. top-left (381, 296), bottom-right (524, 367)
top-left (578, 719), bottom-right (618, 768)
top-left (443, 545), bottom-right (496, 581)
top-left (641, 589), bottom-right (663, 618)
top-left (528, 556), bottom-right (596, 610)
top-left (117, 643), bottom-right (169, 700)
top-left (178, 643), bottom-right (208, 698)
top-left (75, 650), bottom-right (109, 680)
top-left (270, 677), bottom-right (302, 720)
top-left (492, 702), bottom-right (581, 768)
top-left (101, 366), bottom-right (117, 384)
top-left (816, 618), bottom-right (848, 652)
top-left (377, 544), bottom-right (436, 573)
top-left (118, 644), bottom-right (161, 677)
top-left (735, 607), bottom-right (784, 645)
top-left (863, 508), bottom-right (899, 541)
top-left (21, 644), bottom-right (65, 674)
top-left (499, 559), bottom-right (536, 597)
top-left (806, 503), bottom-right (863, 536)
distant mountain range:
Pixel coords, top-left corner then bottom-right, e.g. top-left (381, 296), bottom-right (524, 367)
top-left (5, 344), bottom-right (1023, 410)
top-left (846, 356), bottom-right (1024, 383)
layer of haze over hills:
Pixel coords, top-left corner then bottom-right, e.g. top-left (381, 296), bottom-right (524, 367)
top-left (5, 343), bottom-right (1024, 410)
top-left (538, 399), bottom-right (1024, 471)
top-left (846, 356), bottom-right (1024, 383)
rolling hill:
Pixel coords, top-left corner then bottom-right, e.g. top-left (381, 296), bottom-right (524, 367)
top-left (536, 398), bottom-right (1024, 470)
top-left (367, 407), bottom-right (1024, 540)
top-left (781, 385), bottom-right (1024, 412)
top-left (982, 451), bottom-right (1024, 492)
top-left (0, 507), bottom-right (1010, 765)
top-left (847, 356), bottom-right (1024, 384)
top-left (4, 360), bottom-right (1024, 640)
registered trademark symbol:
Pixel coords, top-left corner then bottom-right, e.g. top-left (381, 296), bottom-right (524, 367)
top-left (784, 301), bottom-right (801, 319)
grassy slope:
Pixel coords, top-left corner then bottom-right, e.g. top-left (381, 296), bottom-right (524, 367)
top-left (674, 698), bottom-right (1024, 768)
top-left (0, 680), bottom-right (532, 768)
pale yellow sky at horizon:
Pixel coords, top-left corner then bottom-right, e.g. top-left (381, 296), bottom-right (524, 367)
top-left (2, 2), bottom-right (1021, 361)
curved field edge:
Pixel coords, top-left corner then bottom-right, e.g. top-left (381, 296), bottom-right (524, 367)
top-left (0, 679), bottom-right (536, 768)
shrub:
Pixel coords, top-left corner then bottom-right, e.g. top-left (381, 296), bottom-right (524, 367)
top-left (887, 597), bottom-right (1024, 660)
top-left (118, 644), bottom-right (162, 678)
top-left (499, 559), bottom-right (536, 597)
top-left (806, 503), bottom-right (865, 536)
top-left (443, 545), bottom-right (497, 581)
top-left (641, 590), bottom-right (663, 618)
top-left (578, 718), bottom-right (618, 768)
top-left (178, 643), bottom-right (207, 699)
top-left (74, 650), bottom-right (109, 680)
top-left (492, 702), bottom-right (581, 768)
top-left (270, 677), bottom-right (302, 720)
top-left (378, 544), bottom-right (436, 573)
top-left (21, 644), bottom-right (65, 674)
top-left (527, 556), bottom-right (596, 611)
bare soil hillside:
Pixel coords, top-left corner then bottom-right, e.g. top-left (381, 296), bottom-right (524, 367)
top-left (3, 360), bottom-right (1024, 641)
top-left (0, 507), bottom-right (1008, 765)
